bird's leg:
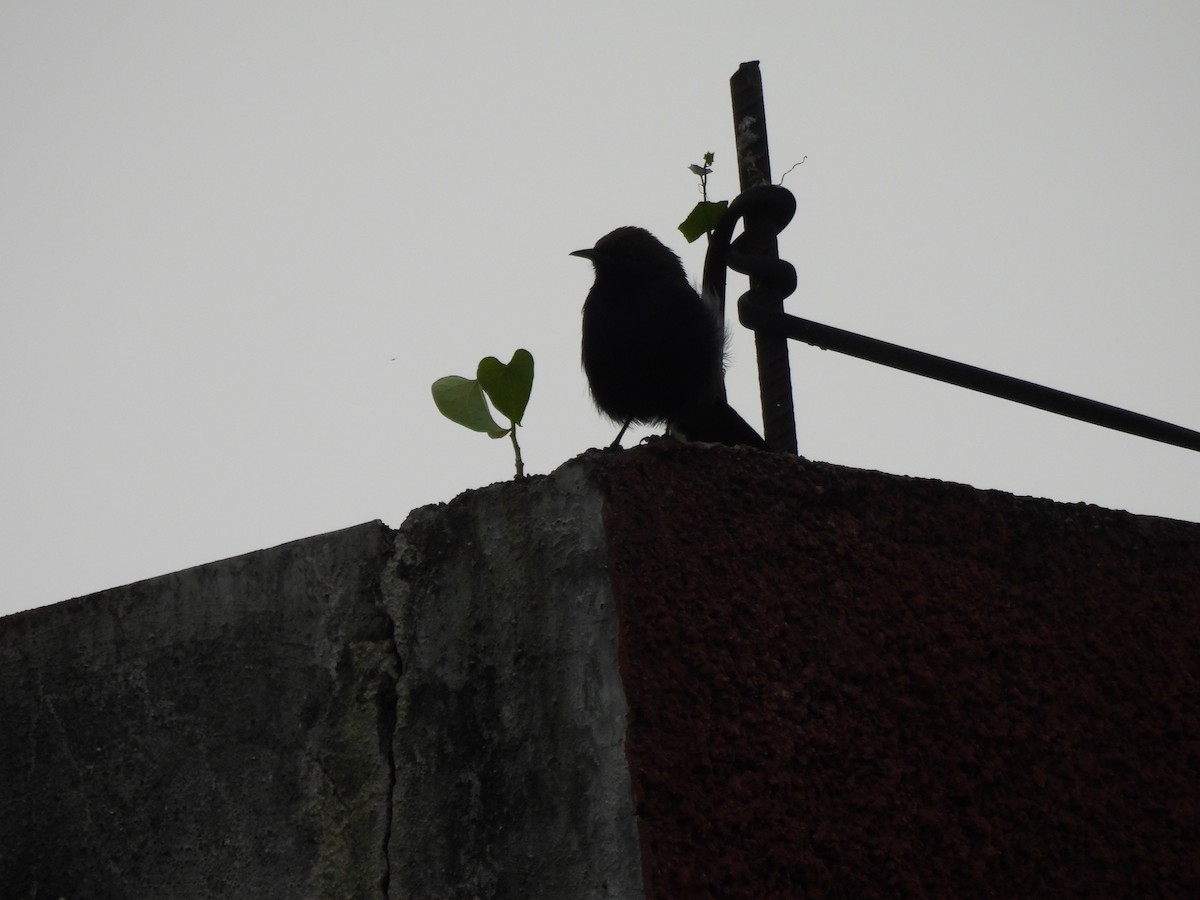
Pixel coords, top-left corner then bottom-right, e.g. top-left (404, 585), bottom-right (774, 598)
top-left (609, 418), bottom-right (633, 449)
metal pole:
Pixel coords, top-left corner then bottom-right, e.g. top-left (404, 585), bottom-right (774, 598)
top-left (739, 302), bottom-right (1200, 453)
top-left (730, 61), bottom-right (798, 454)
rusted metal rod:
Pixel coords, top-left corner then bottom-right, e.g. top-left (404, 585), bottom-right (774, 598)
top-left (730, 61), bottom-right (798, 454)
top-left (739, 301), bottom-right (1200, 453)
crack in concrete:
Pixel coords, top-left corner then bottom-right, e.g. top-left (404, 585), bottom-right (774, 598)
top-left (372, 573), bottom-right (402, 899)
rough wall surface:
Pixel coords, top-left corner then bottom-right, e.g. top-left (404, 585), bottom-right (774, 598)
top-left (0, 462), bottom-right (643, 900)
top-left (597, 440), bottom-right (1200, 899)
top-left (3, 445), bottom-right (1197, 899)
top-left (0, 521), bottom-right (399, 899)
top-left (387, 460), bottom-right (644, 900)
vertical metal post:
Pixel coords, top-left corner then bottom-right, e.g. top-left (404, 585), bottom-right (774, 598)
top-left (730, 61), bottom-right (798, 454)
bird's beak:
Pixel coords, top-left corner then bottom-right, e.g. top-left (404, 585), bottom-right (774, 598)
top-left (569, 248), bottom-right (595, 260)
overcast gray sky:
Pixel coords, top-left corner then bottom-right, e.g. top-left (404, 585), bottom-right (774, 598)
top-left (3, 2), bottom-right (1198, 616)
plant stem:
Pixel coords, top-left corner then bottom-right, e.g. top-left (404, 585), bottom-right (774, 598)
top-left (509, 425), bottom-right (524, 479)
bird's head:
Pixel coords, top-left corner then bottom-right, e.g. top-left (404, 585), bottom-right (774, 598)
top-left (570, 226), bottom-right (688, 282)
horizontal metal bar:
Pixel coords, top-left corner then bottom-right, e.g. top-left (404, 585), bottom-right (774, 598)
top-left (738, 300), bottom-right (1200, 453)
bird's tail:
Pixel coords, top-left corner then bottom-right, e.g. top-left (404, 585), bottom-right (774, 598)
top-left (674, 400), bottom-right (768, 449)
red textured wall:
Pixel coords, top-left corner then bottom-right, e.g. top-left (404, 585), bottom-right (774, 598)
top-left (598, 441), bottom-right (1200, 898)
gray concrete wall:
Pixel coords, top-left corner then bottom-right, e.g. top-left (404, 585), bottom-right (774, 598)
top-left (385, 462), bottom-right (643, 899)
top-left (1, 521), bottom-right (399, 898)
top-left (0, 460), bottom-right (642, 900)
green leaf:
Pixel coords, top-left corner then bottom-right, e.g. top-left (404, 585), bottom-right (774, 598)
top-left (431, 375), bottom-right (506, 435)
top-left (477, 349), bottom-right (534, 426)
top-left (678, 199), bottom-right (729, 243)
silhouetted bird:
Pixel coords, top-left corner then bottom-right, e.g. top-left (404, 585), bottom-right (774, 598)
top-left (571, 226), bottom-right (767, 449)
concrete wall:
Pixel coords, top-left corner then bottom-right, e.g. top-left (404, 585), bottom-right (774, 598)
top-left (386, 464), bottom-right (642, 899)
top-left (3, 443), bottom-right (1198, 898)
top-left (1, 463), bottom-right (642, 900)
top-left (0, 521), bottom-right (399, 898)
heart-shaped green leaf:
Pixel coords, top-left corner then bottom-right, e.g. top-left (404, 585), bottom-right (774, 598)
top-left (477, 349), bottom-right (534, 426)
top-left (431, 375), bottom-right (507, 436)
